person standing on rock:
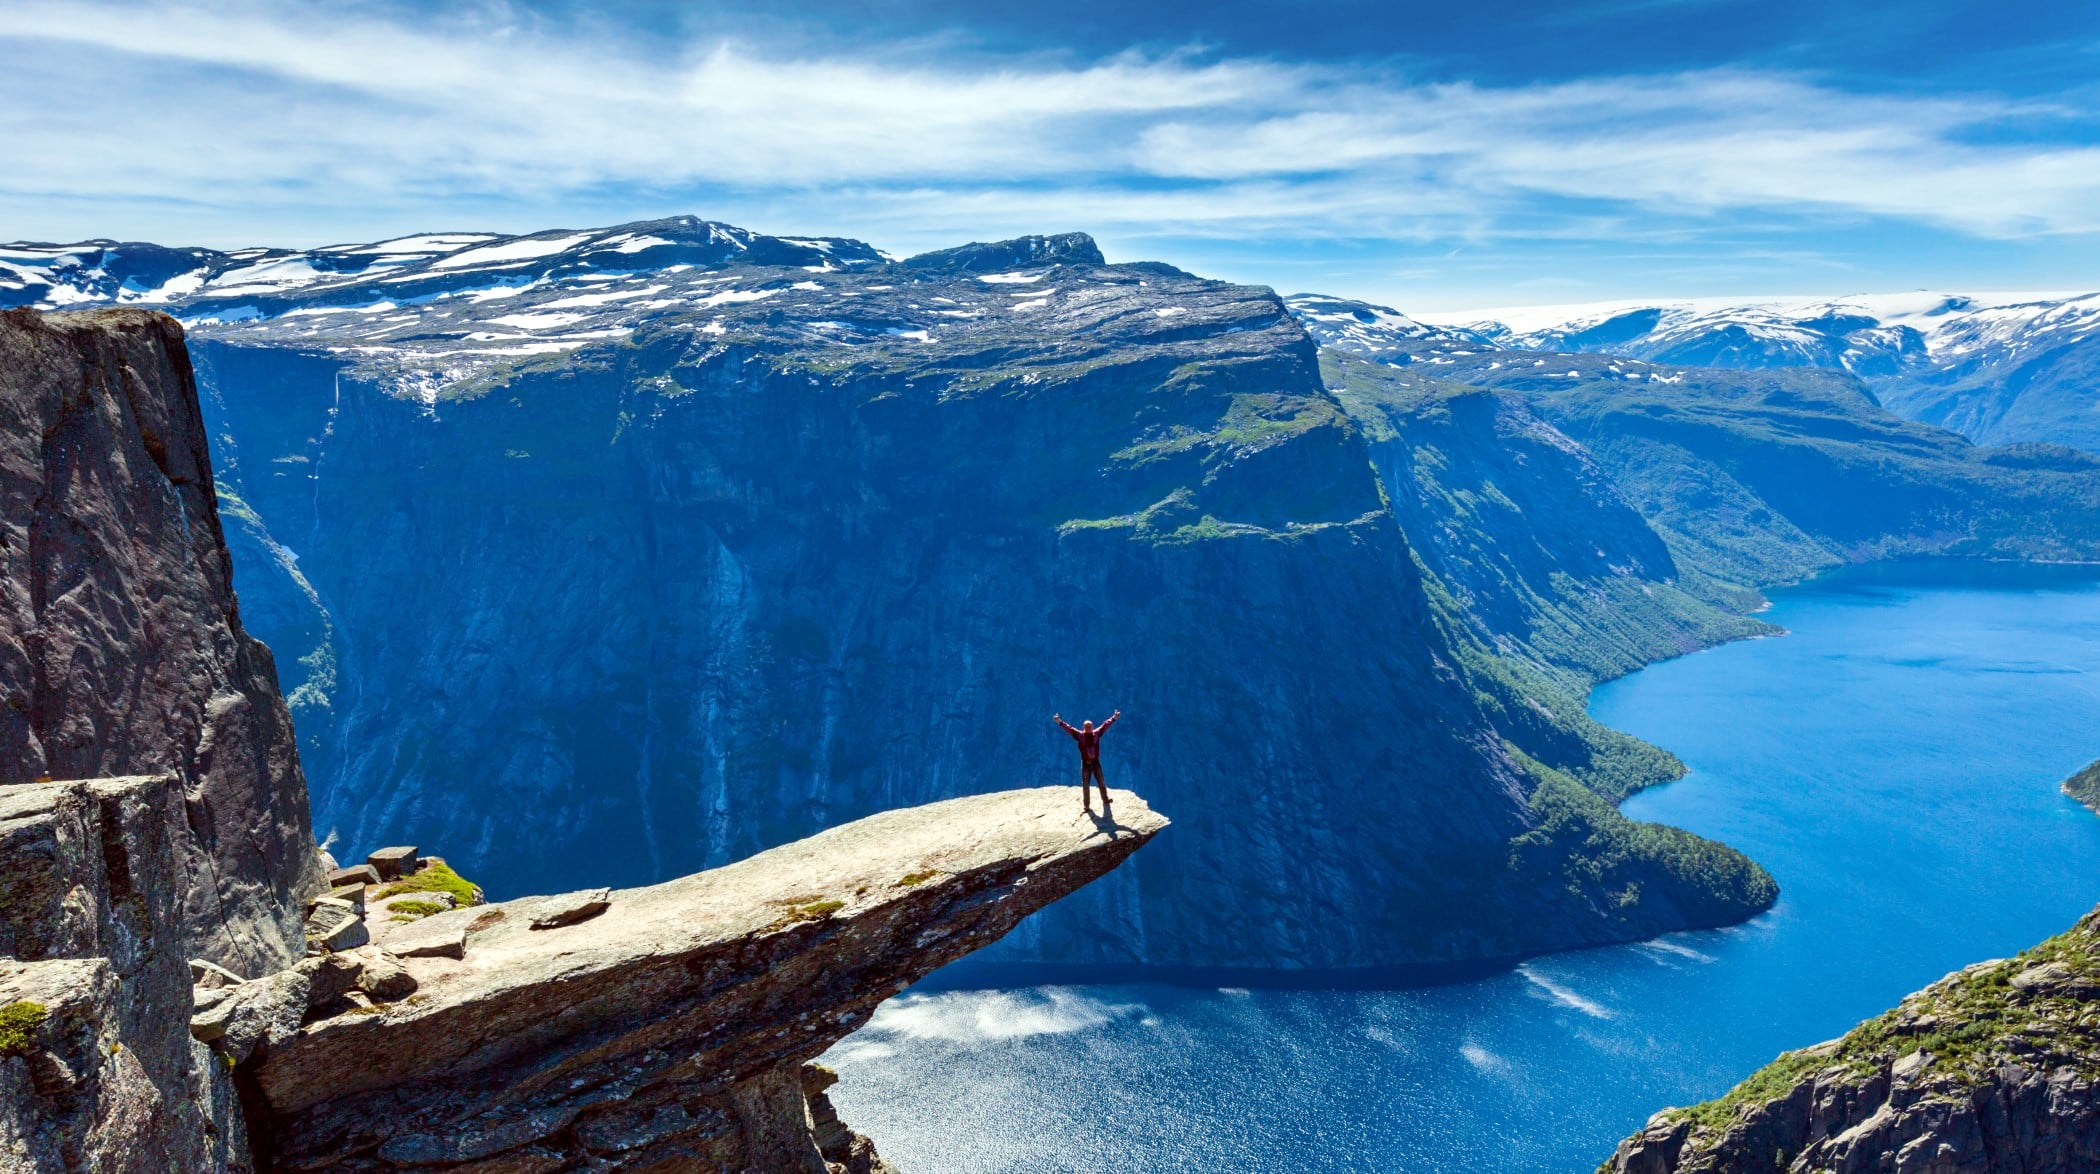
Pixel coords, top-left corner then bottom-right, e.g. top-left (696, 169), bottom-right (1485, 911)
top-left (1055, 710), bottom-right (1120, 809)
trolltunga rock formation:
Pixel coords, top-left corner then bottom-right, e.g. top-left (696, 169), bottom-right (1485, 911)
top-left (253, 787), bottom-right (1165, 1170)
top-left (0, 308), bottom-right (1166, 1171)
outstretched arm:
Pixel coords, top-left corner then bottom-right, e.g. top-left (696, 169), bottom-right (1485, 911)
top-left (1099, 710), bottom-right (1121, 732)
top-left (1055, 715), bottom-right (1080, 738)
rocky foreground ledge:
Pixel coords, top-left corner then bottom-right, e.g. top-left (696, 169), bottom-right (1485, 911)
top-left (1606, 905), bottom-right (2100, 1173)
top-left (243, 786), bottom-right (1164, 1171)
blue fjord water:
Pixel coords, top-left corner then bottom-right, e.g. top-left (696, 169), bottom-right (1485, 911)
top-left (824, 561), bottom-right (2100, 1172)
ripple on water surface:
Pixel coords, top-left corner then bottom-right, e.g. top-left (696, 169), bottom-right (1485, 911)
top-left (826, 560), bottom-right (2100, 1172)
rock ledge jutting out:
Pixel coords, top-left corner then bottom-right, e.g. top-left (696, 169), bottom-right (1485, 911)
top-left (252, 786), bottom-right (1166, 1171)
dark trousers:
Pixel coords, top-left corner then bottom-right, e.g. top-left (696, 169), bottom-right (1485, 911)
top-left (1081, 759), bottom-right (1107, 802)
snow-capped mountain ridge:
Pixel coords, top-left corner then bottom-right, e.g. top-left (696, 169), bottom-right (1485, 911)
top-left (1411, 289), bottom-right (2098, 374)
top-left (0, 216), bottom-right (889, 321)
top-left (1296, 289), bottom-right (2100, 453)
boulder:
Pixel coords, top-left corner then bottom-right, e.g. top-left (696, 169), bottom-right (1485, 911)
top-left (527, 887), bottom-right (611, 930)
top-left (304, 898), bottom-right (369, 952)
top-left (367, 846), bottom-right (420, 880)
top-left (380, 909), bottom-right (478, 960)
top-left (327, 865), bottom-right (381, 888)
top-left (351, 950), bottom-right (418, 1001)
top-left (216, 961), bottom-right (315, 1065)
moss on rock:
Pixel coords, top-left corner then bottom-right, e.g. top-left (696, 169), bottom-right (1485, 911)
top-left (0, 1001), bottom-right (48, 1057)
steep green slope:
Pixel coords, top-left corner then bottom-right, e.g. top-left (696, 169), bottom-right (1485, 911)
top-left (1325, 353), bottom-right (1771, 683)
top-left (1441, 353), bottom-right (2100, 587)
top-left (1607, 905), bottom-right (2100, 1172)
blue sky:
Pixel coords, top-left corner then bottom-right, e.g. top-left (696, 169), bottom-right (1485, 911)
top-left (3, 0), bottom-right (2097, 310)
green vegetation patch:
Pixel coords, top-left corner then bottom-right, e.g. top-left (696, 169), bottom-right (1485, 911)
top-left (789, 899), bottom-right (845, 922)
top-left (378, 861), bottom-right (483, 907)
top-left (0, 1001), bottom-right (48, 1057)
top-left (1111, 392), bottom-right (1343, 470)
top-left (2064, 758), bottom-right (2100, 814)
top-left (1508, 754), bottom-right (1778, 927)
top-left (897, 870), bottom-right (940, 888)
top-left (1664, 909), bottom-right (2100, 1146)
top-left (386, 899), bottom-right (446, 920)
top-left (1667, 1043), bottom-right (1834, 1135)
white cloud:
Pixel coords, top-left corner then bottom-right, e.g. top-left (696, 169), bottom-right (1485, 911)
top-left (1, 0), bottom-right (2096, 247)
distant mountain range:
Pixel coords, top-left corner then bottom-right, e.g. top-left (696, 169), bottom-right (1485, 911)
top-left (1286, 290), bottom-right (2100, 452)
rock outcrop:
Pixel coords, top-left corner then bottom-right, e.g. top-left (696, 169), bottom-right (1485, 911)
top-left (1605, 905), bottom-right (2100, 1173)
top-left (252, 787), bottom-right (1164, 1171)
top-left (0, 774), bottom-right (249, 1172)
top-left (0, 308), bottom-right (322, 974)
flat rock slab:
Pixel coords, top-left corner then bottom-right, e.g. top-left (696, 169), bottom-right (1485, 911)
top-left (254, 786), bottom-right (1166, 1164)
top-left (367, 846), bottom-right (420, 880)
top-left (528, 888), bottom-right (611, 930)
top-left (328, 865), bottom-right (380, 888)
top-left (379, 909), bottom-right (478, 959)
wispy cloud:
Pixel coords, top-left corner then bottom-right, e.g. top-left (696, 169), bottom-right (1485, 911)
top-left (2, 0), bottom-right (2096, 251)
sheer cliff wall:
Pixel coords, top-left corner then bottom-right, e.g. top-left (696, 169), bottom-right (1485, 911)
top-left (0, 308), bottom-right (321, 973)
top-left (192, 262), bottom-right (1772, 972)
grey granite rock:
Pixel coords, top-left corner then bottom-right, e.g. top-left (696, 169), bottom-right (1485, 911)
top-left (326, 866), bottom-right (380, 889)
top-left (365, 846), bottom-right (418, 881)
top-left (253, 786), bottom-right (1165, 1170)
top-left (0, 776), bottom-right (230, 1170)
top-left (0, 309), bottom-right (324, 975)
top-left (303, 899), bottom-right (368, 952)
top-left (378, 910), bottom-right (475, 959)
top-left (525, 887), bottom-right (610, 930)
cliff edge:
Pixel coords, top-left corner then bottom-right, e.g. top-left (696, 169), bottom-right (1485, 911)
top-left (255, 787), bottom-right (1164, 1170)
top-left (1606, 905), bottom-right (2100, 1173)
top-left (0, 307), bottom-right (322, 974)
top-left (0, 308), bottom-right (1168, 1171)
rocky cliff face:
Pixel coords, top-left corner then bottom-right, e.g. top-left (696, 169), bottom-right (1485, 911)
top-left (0, 774), bottom-right (249, 1172)
top-left (1607, 905), bottom-right (2100, 1174)
top-left (0, 306), bottom-right (1167, 1171)
top-left (0, 307), bottom-right (321, 974)
top-left (174, 226), bottom-right (1774, 971)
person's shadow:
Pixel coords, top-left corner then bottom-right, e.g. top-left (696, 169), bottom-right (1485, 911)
top-left (1084, 799), bottom-right (1136, 839)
